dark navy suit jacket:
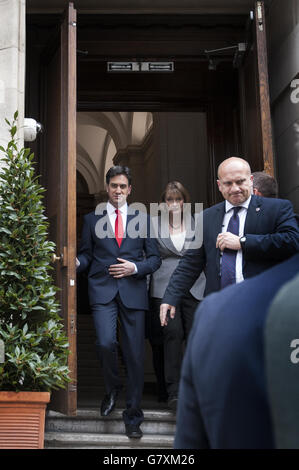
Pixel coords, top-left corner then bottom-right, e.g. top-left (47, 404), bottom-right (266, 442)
top-left (77, 206), bottom-right (161, 310)
top-left (174, 253), bottom-right (299, 449)
top-left (163, 195), bottom-right (299, 305)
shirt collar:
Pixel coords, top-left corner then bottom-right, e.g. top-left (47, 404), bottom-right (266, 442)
top-left (225, 195), bottom-right (251, 213)
top-left (107, 201), bottom-right (128, 216)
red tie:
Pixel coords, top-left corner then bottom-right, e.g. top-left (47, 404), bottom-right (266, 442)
top-left (115, 209), bottom-right (124, 247)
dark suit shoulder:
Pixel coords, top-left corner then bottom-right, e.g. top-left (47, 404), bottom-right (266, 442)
top-left (252, 195), bottom-right (293, 209)
top-left (203, 201), bottom-right (225, 217)
top-left (82, 210), bottom-right (105, 223)
top-left (84, 210), bottom-right (97, 219)
top-left (126, 203), bottom-right (145, 214)
top-left (194, 254), bottom-right (299, 338)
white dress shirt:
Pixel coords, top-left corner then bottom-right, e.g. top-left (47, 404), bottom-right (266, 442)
top-left (170, 230), bottom-right (186, 252)
top-left (106, 201), bottom-right (127, 233)
top-left (106, 201), bottom-right (137, 274)
top-left (221, 196), bottom-right (251, 283)
top-left (77, 201), bottom-right (137, 273)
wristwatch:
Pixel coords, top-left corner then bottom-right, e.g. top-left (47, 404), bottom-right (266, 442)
top-left (239, 236), bottom-right (246, 249)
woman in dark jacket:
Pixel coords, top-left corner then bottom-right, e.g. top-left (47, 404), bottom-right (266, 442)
top-left (149, 181), bottom-right (206, 411)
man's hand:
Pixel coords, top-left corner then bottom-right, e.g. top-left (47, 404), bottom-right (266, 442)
top-left (109, 258), bottom-right (136, 278)
top-left (216, 232), bottom-right (241, 251)
top-left (160, 303), bottom-right (176, 327)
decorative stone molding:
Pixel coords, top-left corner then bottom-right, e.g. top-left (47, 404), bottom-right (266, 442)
top-left (113, 129), bottom-right (153, 166)
top-left (0, 0), bottom-right (25, 152)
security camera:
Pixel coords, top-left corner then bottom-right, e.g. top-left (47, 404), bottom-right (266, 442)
top-left (24, 118), bottom-right (44, 142)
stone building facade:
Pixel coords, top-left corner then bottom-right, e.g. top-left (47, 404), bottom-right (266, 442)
top-left (0, 0), bottom-right (298, 415)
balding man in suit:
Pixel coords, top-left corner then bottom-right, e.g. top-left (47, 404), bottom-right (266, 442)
top-left (160, 157), bottom-right (299, 324)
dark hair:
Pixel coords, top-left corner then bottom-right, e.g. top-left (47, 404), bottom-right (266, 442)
top-left (160, 181), bottom-right (190, 204)
top-left (105, 166), bottom-right (132, 186)
top-left (252, 171), bottom-right (278, 198)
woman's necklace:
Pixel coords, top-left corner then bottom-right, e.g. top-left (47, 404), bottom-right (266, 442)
top-left (169, 222), bottom-right (181, 229)
top-left (169, 216), bottom-right (183, 230)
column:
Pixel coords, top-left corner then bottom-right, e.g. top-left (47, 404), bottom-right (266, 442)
top-left (0, 0), bottom-right (25, 152)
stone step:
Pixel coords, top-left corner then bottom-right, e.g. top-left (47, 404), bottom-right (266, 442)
top-left (77, 383), bottom-right (159, 398)
top-left (44, 431), bottom-right (174, 449)
top-left (46, 408), bottom-right (176, 435)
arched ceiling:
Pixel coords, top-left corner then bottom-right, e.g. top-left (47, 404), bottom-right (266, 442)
top-left (77, 111), bottom-right (153, 194)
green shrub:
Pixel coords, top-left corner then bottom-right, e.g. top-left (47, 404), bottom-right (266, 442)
top-left (0, 112), bottom-right (70, 391)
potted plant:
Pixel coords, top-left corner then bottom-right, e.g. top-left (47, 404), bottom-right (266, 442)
top-left (0, 112), bottom-right (70, 449)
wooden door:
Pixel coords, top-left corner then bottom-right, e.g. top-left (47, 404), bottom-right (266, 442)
top-left (41, 2), bottom-right (77, 415)
top-left (239, 1), bottom-right (275, 176)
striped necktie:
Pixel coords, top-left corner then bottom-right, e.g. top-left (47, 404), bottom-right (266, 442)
top-left (220, 206), bottom-right (241, 289)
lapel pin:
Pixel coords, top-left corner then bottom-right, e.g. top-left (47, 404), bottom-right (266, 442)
top-left (256, 207), bottom-right (261, 212)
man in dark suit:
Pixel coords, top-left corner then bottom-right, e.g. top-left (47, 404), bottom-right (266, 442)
top-left (77, 166), bottom-right (161, 439)
top-left (265, 269), bottom-right (299, 448)
top-left (160, 157), bottom-right (299, 323)
top-left (174, 253), bottom-right (299, 448)
top-left (252, 171), bottom-right (299, 227)
top-left (252, 171), bottom-right (278, 198)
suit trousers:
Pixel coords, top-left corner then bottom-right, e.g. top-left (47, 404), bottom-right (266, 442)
top-left (91, 294), bottom-right (145, 424)
top-left (149, 293), bottom-right (199, 397)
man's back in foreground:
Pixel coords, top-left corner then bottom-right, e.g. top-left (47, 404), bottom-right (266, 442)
top-left (174, 253), bottom-right (299, 449)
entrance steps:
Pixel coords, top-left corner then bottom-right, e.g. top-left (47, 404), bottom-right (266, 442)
top-left (44, 408), bottom-right (175, 449)
top-left (47, 314), bottom-right (176, 448)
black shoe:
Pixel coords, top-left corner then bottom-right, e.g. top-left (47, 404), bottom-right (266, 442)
top-left (125, 424), bottom-right (143, 439)
top-left (101, 390), bottom-right (118, 416)
top-left (167, 395), bottom-right (178, 412)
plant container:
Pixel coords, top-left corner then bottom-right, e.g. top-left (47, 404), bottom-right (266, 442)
top-left (0, 391), bottom-right (50, 449)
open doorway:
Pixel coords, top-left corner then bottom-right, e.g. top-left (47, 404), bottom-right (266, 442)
top-left (76, 110), bottom-right (209, 407)
top-left (25, 3), bottom-right (274, 414)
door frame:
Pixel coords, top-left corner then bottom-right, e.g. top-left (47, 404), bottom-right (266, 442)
top-left (33, 1), bottom-right (274, 414)
top-left (40, 2), bottom-right (77, 416)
